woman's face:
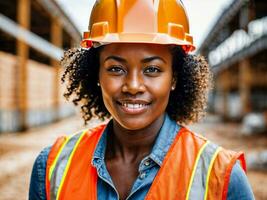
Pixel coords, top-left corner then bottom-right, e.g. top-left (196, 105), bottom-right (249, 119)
top-left (99, 43), bottom-right (175, 130)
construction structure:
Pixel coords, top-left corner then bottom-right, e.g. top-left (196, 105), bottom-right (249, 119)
top-left (199, 0), bottom-right (267, 120)
top-left (0, 0), bottom-right (81, 132)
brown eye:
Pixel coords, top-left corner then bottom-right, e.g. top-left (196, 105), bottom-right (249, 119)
top-left (107, 66), bottom-right (126, 75)
top-left (144, 66), bottom-right (162, 75)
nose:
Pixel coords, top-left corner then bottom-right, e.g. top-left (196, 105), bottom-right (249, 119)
top-left (122, 71), bottom-right (145, 95)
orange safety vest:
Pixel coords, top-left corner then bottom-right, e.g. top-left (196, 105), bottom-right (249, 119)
top-left (46, 125), bottom-right (246, 200)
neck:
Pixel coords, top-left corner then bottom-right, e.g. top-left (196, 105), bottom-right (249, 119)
top-left (106, 114), bottom-right (165, 162)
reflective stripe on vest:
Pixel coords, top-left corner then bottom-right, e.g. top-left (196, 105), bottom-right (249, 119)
top-left (46, 125), bottom-right (246, 200)
top-left (49, 130), bottom-right (87, 200)
top-left (186, 141), bottom-right (222, 200)
top-left (46, 125), bottom-right (105, 200)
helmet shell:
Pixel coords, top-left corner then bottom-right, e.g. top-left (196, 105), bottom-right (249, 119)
top-left (82, 0), bottom-right (195, 52)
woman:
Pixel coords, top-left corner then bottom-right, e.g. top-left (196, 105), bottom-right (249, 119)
top-left (29, 0), bottom-right (254, 199)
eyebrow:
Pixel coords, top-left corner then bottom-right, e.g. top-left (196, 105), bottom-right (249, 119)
top-left (141, 56), bottom-right (166, 64)
top-left (104, 55), bottom-right (126, 63)
top-left (104, 55), bottom-right (166, 64)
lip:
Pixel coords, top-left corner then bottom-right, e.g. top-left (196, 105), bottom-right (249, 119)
top-left (117, 99), bottom-right (151, 115)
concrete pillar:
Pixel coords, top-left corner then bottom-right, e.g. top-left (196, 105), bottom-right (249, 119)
top-left (51, 19), bottom-right (62, 121)
top-left (16, 0), bottom-right (30, 131)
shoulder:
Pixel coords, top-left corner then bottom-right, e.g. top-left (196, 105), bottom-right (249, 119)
top-left (65, 124), bottom-right (107, 142)
top-left (182, 127), bottom-right (254, 199)
top-left (180, 127), bottom-right (244, 160)
top-left (29, 125), bottom-right (106, 199)
top-left (31, 146), bottom-right (51, 178)
top-left (47, 124), bottom-right (107, 164)
top-left (34, 146), bottom-right (51, 166)
top-left (29, 146), bottom-right (51, 200)
top-left (50, 124), bottom-right (107, 152)
top-left (179, 126), bottom-right (209, 141)
top-left (227, 163), bottom-right (255, 200)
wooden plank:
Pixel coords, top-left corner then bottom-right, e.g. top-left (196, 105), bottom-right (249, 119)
top-left (239, 58), bottom-right (251, 115)
top-left (16, 0), bottom-right (30, 131)
top-left (221, 70), bottom-right (230, 119)
top-left (51, 18), bottom-right (62, 121)
top-left (36, 0), bottom-right (81, 42)
top-left (0, 14), bottom-right (63, 60)
top-left (215, 70), bottom-right (230, 119)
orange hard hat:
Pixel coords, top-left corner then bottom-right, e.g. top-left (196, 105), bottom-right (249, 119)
top-left (81, 0), bottom-right (195, 52)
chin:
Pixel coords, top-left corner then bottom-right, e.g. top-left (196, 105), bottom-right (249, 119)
top-left (115, 118), bottom-right (151, 131)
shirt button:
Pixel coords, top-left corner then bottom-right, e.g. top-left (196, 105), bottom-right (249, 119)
top-left (144, 160), bottom-right (151, 166)
top-left (139, 172), bottom-right (146, 180)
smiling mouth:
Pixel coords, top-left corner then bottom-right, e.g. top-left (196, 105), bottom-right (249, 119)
top-left (117, 100), bottom-right (151, 114)
top-left (121, 103), bottom-right (148, 109)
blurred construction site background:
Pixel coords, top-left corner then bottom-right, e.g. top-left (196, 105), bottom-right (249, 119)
top-left (0, 0), bottom-right (267, 199)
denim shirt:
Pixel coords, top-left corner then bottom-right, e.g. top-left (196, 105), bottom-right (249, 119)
top-left (29, 115), bottom-right (255, 200)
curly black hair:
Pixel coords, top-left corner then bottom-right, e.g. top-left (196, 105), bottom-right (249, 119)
top-left (61, 45), bottom-right (211, 125)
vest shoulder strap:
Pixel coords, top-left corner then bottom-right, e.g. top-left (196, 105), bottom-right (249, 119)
top-left (208, 148), bottom-right (246, 200)
top-left (46, 135), bottom-right (67, 199)
top-left (145, 127), bottom-right (246, 200)
top-left (46, 124), bottom-right (106, 200)
top-left (145, 127), bottom-right (208, 199)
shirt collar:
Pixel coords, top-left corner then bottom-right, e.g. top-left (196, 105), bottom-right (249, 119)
top-left (92, 114), bottom-right (180, 167)
top-left (92, 121), bottom-right (111, 161)
top-left (149, 114), bottom-right (180, 166)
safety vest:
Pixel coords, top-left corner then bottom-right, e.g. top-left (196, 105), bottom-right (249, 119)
top-left (46, 124), bottom-right (246, 200)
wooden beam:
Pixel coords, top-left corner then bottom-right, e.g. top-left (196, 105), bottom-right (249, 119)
top-left (239, 3), bottom-right (250, 30)
top-left (248, 60), bottom-right (267, 87)
top-left (51, 18), bottom-right (62, 121)
top-left (36, 0), bottom-right (81, 42)
top-left (221, 70), bottom-right (231, 119)
top-left (0, 14), bottom-right (63, 60)
top-left (239, 58), bottom-right (251, 115)
top-left (16, 0), bottom-right (30, 131)
top-left (216, 70), bottom-right (231, 119)
top-left (71, 38), bottom-right (77, 48)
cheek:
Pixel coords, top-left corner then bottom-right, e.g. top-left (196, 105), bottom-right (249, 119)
top-left (147, 74), bottom-right (173, 95)
top-left (99, 67), bottom-right (116, 93)
top-left (99, 70), bottom-right (122, 108)
top-left (100, 77), bottom-right (122, 95)
top-left (99, 81), bottom-right (117, 114)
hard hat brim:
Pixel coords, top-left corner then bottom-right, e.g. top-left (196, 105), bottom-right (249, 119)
top-left (82, 32), bottom-right (195, 52)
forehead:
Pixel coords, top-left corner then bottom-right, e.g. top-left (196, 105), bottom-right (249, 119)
top-left (100, 43), bottom-right (172, 60)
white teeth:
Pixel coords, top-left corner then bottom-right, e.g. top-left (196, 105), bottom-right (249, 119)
top-left (122, 103), bottom-right (146, 109)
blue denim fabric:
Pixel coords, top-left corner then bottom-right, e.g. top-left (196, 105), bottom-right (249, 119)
top-left (29, 114), bottom-right (255, 200)
top-left (29, 146), bottom-right (51, 200)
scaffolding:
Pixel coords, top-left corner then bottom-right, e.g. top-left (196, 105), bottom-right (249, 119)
top-left (0, 0), bottom-right (81, 132)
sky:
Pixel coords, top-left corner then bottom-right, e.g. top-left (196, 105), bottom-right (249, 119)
top-left (56, 0), bottom-right (233, 49)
